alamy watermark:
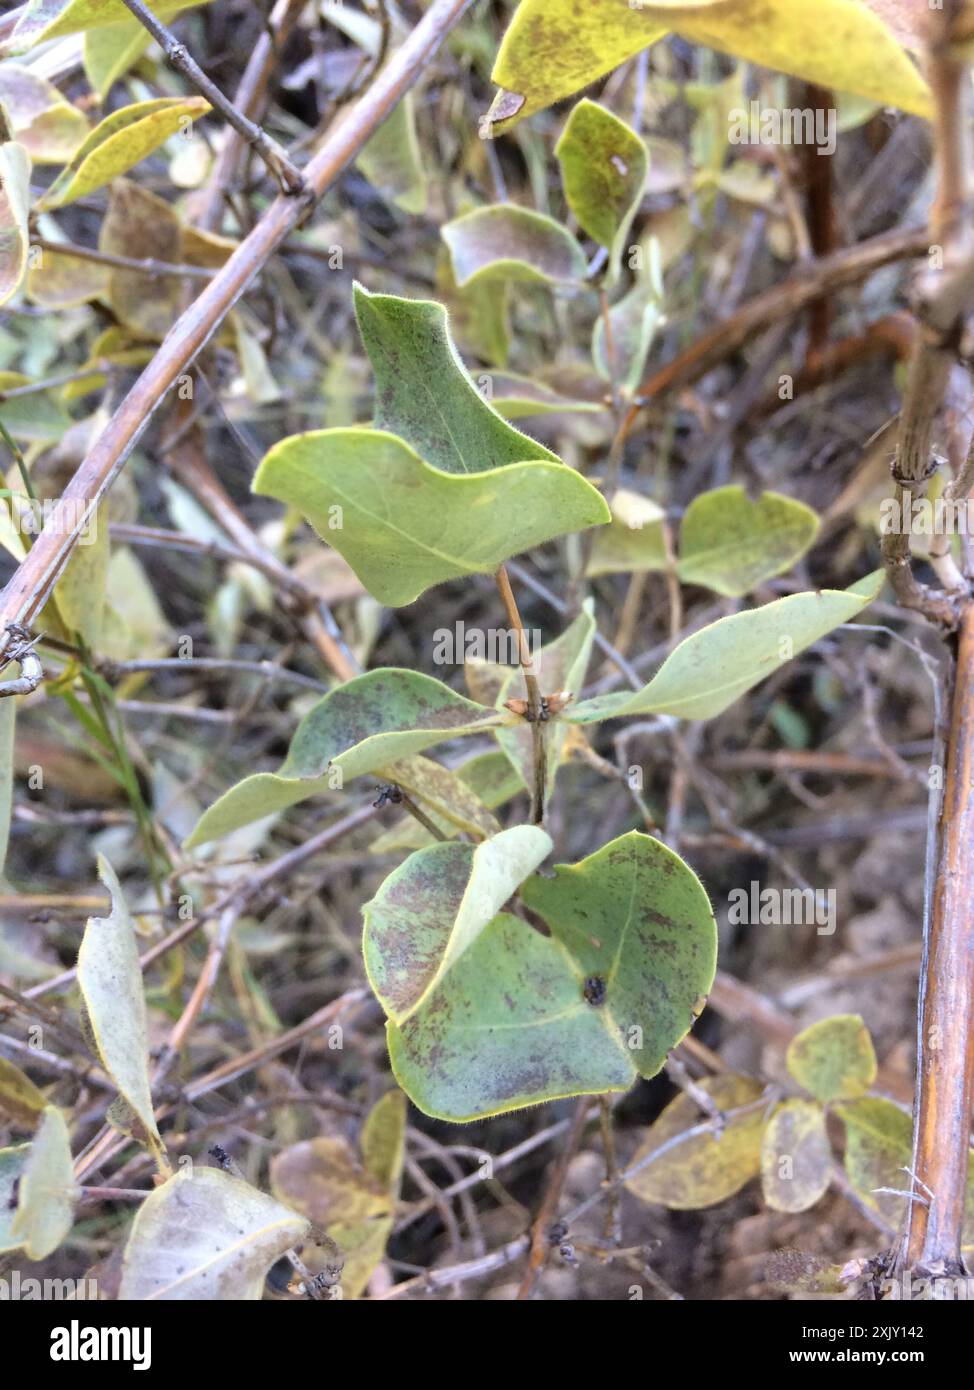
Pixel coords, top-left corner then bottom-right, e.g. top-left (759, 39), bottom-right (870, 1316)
top-left (727, 881), bottom-right (836, 936)
top-left (432, 623), bottom-right (541, 665)
top-left (728, 101), bottom-right (837, 156)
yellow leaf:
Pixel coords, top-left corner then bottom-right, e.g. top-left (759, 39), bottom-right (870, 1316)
top-left (0, 132), bottom-right (31, 307)
top-left (487, 0), bottom-right (931, 133)
top-left (36, 96), bottom-right (209, 210)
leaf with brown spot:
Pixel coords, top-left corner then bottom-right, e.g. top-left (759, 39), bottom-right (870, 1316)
top-left (380, 830), bottom-right (716, 1121)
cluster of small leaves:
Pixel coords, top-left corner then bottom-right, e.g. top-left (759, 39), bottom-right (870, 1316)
top-left (626, 1014), bottom-right (974, 1247)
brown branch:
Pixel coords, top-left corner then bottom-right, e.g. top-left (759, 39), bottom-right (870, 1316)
top-left (621, 226), bottom-right (929, 429)
top-left (0, 0), bottom-right (473, 666)
top-left (905, 602), bottom-right (974, 1272)
top-left (119, 0), bottom-right (307, 196)
top-left (190, 0), bottom-right (308, 231)
top-left (495, 563), bottom-right (546, 824)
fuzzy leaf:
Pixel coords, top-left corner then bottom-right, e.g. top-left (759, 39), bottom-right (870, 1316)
top-left (185, 669), bottom-right (511, 848)
top-left (9, 1106), bottom-right (79, 1258)
top-left (252, 428), bottom-right (609, 606)
top-left (364, 825), bottom-right (553, 1024)
top-left (555, 99), bottom-right (647, 280)
top-left (485, 0), bottom-right (931, 134)
top-left (567, 572), bottom-right (882, 724)
top-left (352, 282), bottom-right (559, 474)
top-left (77, 856), bottom-right (164, 1160)
top-left (384, 830), bottom-right (716, 1120)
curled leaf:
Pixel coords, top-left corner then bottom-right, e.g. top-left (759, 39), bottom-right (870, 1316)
top-left (36, 97), bottom-right (209, 210)
top-left (119, 1167), bottom-right (308, 1300)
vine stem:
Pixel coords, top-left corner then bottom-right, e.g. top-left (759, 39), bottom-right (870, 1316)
top-left (119, 0), bottom-right (307, 196)
top-left (905, 604), bottom-right (974, 1271)
top-left (893, 0), bottom-right (974, 1275)
top-left (0, 0), bottom-right (474, 663)
top-left (495, 563), bottom-right (546, 824)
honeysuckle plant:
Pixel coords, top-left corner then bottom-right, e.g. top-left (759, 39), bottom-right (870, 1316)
top-left (183, 275), bottom-right (882, 1121)
top-left (2, 0), bottom-right (963, 1307)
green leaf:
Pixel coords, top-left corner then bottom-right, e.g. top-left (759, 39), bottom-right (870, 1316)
top-left (77, 855), bottom-right (165, 1163)
top-left (83, 20), bottom-right (153, 101)
top-left (382, 830), bottom-right (716, 1120)
top-left (678, 486), bottom-right (820, 596)
top-left (185, 669), bottom-right (510, 848)
top-left (481, 371), bottom-right (604, 420)
top-left (36, 96), bottom-right (209, 210)
top-left (833, 1097), bottom-right (913, 1229)
top-left (352, 282), bottom-right (559, 473)
top-left (555, 99), bottom-right (647, 281)
top-left (6, 0), bottom-right (214, 50)
top-left (253, 428), bottom-right (609, 607)
top-left (361, 1089), bottom-right (407, 1191)
top-left (54, 501), bottom-right (110, 645)
top-left (365, 826), bottom-right (553, 1024)
top-left (441, 204), bottom-right (589, 289)
top-left (0, 370), bottom-right (75, 439)
top-left (0, 64), bottom-right (89, 163)
top-left (485, 0), bottom-right (931, 135)
top-left (625, 1074), bottom-right (766, 1208)
top-left (0, 135), bottom-right (30, 308)
top-left (586, 488), bottom-right (667, 577)
top-left (119, 1167), bottom-right (308, 1300)
top-left (9, 1105), bottom-right (79, 1258)
top-left (591, 270), bottom-right (664, 396)
top-left (356, 92), bottom-right (426, 214)
top-left (786, 1014), bottom-right (878, 1102)
top-left (760, 1098), bottom-right (832, 1213)
top-left (0, 1056), bottom-right (46, 1129)
top-left (567, 571), bottom-right (883, 724)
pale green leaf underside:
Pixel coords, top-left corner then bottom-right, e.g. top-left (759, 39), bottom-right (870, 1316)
top-left (678, 485), bottom-right (820, 596)
top-left (441, 204), bottom-right (589, 289)
top-left (253, 428), bottom-right (609, 607)
top-left (9, 1106), bottom-right (78, 1259)
top-left (119, 1167), bottom-right (308, 1300)
top-left (567, 572), bottom-right (882, 724)
top-left (185, 669), bottom-right (511, 848)
top-left (363, 826), bottom-right (553, 1023)
top-left (77, 856), bottom-right (163, 1151)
